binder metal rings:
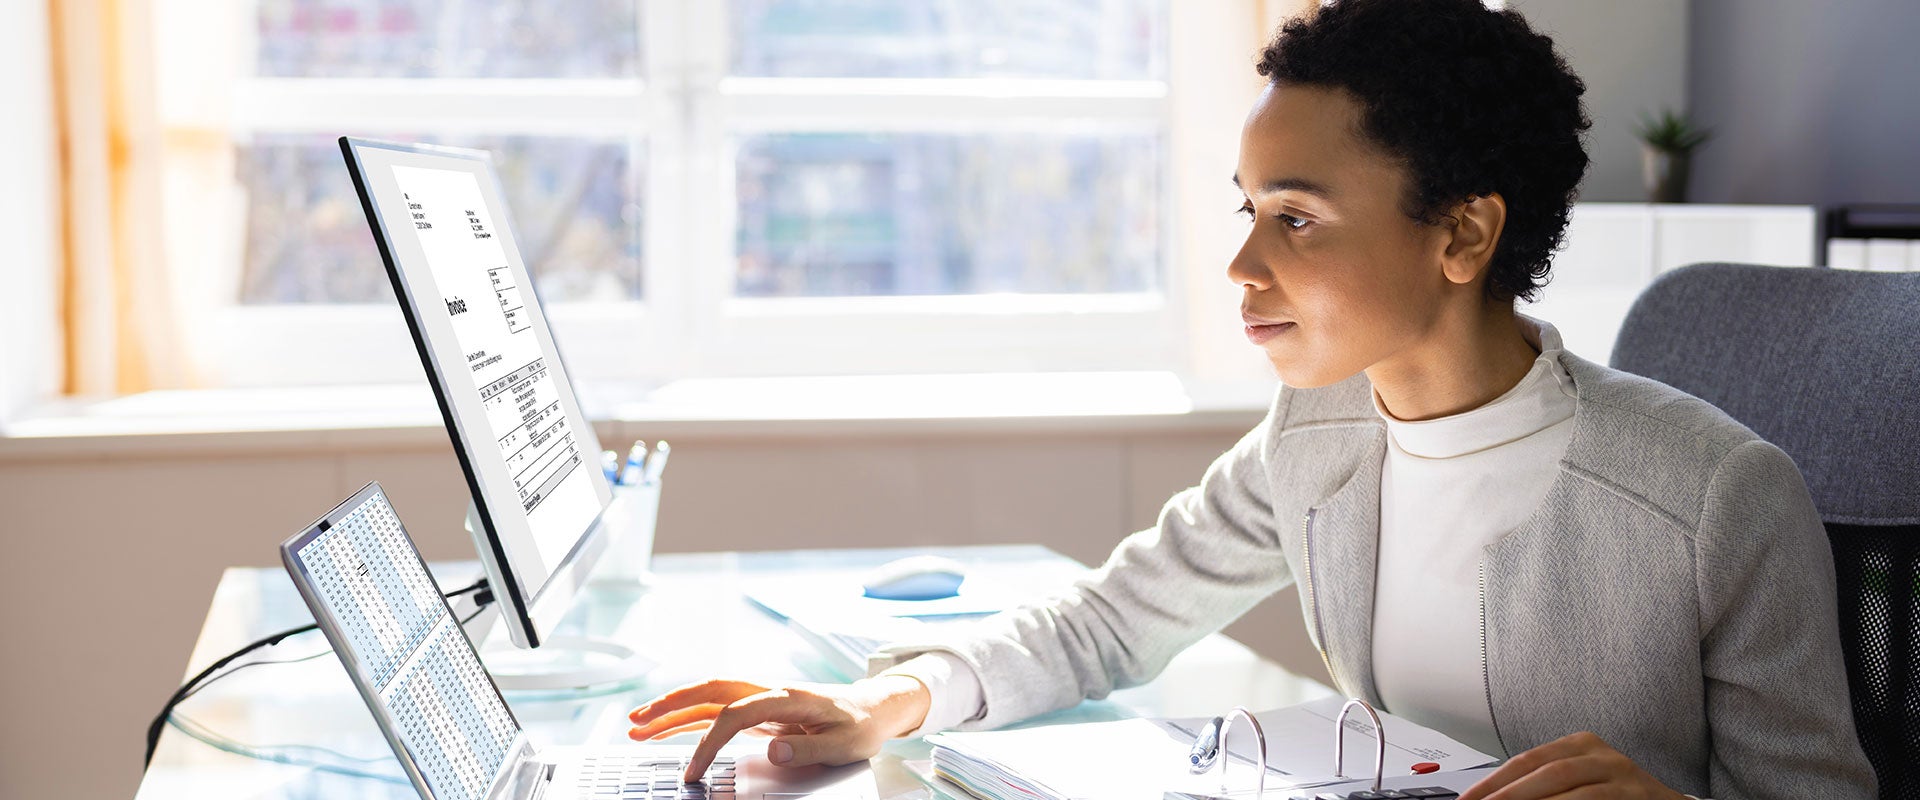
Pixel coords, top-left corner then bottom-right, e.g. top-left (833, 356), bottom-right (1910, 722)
top-left (1217, 706), bottom-right (1268, 799)
top-left (1332, 698), bottom-right (1387, 792)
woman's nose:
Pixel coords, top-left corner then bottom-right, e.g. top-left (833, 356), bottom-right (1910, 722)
top-left (1227, 230), bottom-right (1274, 291)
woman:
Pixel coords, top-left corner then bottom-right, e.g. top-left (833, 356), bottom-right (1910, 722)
top-left (628, 2), bottom-right (1876, 797)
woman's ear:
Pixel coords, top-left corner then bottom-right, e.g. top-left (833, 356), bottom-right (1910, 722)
top-left (1441, 193), bottom-right (1507, 287)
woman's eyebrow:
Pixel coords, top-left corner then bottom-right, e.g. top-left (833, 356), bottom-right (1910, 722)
top-left (1230, 173), bottom-right (1336, 199)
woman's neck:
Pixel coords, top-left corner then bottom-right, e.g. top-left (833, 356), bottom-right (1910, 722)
top-left (1366, 304), bottom-right (1540, 422)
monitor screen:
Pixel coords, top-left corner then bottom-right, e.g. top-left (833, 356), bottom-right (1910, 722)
top-left (341, 138), bottom-right (613, 646)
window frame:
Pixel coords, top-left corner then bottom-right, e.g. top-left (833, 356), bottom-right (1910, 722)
top-left (161, 0), bottom-right (1253, 389)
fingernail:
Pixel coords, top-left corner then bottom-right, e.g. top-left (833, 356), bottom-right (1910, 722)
top-left (770, 740), bottom-right (793, 764)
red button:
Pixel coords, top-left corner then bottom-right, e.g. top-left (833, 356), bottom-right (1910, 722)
top-left (1411, 762), bottom-right (1441, 774)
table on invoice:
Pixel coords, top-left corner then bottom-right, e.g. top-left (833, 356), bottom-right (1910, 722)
top-left (135, 545), bottom-right (1334, 800)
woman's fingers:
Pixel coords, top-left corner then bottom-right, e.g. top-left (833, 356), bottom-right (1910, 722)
top-left (1459, 733), bottom-right (1592, 800)
top-left (629, 680), bottom-right (768, 726)
top-left (1457, 732), bottom-right (1672, 800)
top-left (628, 703), bottom-right (729, 740)
top-left (631, 719), bottom-right (713, 741)
top-left (1472, 754), bottom-right (1609, 800)
top-left (772, 728), bottom-right (873, 768)
top-left (682, 691), bottom-right (837, 783)
top-left (628, 703), bottom-right (727, 740)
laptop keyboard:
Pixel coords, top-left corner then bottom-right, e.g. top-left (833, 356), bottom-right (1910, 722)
top-left (577, 755), bottom-right (738, 799)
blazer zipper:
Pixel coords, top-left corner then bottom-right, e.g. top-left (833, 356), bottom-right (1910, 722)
top-left (1300, 509), bottom-right (1337, 686)
top-left (1477, 561), bottom-right (1508, 757)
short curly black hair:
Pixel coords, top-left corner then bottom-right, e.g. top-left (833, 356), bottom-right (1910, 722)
top-left (1257, 0), bottom-right (1590, 302)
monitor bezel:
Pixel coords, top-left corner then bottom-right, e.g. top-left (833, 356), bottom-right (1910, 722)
top-left (339, 135), bottom-right (613, 649)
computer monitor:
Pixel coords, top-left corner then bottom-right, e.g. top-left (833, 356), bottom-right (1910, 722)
top-left (339, 137), bottom-right (649, 659)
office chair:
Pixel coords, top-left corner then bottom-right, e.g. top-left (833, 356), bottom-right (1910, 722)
top-left (1611, 262), bottom-right (1920, 800)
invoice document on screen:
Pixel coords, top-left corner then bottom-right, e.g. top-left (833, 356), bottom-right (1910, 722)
top-left (392, 164), bottom-right (599, 570)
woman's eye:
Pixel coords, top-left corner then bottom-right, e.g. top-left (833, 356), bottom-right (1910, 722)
top-left (1237, 203), bottom-right (1310, 231)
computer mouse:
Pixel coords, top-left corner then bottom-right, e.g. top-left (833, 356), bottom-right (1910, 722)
top-left (860, 555), bottom-right (967, 601)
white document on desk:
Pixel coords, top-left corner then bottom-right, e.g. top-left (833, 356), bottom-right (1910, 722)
top-left (1159, 696), bottom-right (1499, 780)
top-left (928, 696), bottom-right (1499, 800)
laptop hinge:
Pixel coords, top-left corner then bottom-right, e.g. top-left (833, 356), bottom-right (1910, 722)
top-left (487, 740), bottom-right (550, 800)
top-left (525, 762), bottom-right (556, 800)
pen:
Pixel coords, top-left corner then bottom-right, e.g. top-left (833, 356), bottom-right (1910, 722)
top-left (601, 450), bottom-right (621, 484)
top-left (619, 441), bottom-right (648, 486)
top-left (643, 441), bottom-right (670, 484)
top-left (1188, 715), bottom-right (1224, 773)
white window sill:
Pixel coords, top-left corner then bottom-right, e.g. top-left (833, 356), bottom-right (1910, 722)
top-left (0, 371), bottom-right (1276, 459)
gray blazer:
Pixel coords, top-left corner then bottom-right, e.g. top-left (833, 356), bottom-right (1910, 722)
top-left (874, 349), bottom-right (1876, 799)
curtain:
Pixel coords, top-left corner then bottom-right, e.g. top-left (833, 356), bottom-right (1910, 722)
top-left (48, 0), bottom-right (193, 395)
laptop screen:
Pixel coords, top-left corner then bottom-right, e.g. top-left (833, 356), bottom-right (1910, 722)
top-left (282, 483), bottom-right (522, 800)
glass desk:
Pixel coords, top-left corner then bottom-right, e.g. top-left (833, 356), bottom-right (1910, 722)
top-left (136, 545), bottom-right (1332, 799)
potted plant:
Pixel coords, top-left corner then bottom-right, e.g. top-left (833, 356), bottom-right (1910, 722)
top-left (1635, 108), bottom-right (1712, 203)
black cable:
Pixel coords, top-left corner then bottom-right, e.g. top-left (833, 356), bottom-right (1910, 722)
top-left (144, 577), bottom-right (490, 769)
top-left (144, 622), bottom-right (317, 767)
top-left (173, 646), bottom-right (332, 706)
top-left (444, 579), bottom-right (488, 600)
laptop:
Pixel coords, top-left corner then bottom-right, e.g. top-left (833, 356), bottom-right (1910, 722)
top-left (280, 481), bottom-right (879, 800)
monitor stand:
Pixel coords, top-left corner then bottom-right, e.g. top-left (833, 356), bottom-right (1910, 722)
top-left (472, 618), bottom-right (657, 693)
top-left (455, 495), bottom-right (659, 692)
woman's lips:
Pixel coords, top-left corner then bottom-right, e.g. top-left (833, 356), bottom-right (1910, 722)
top-left (1244, 321), bottom-right (1296, 345)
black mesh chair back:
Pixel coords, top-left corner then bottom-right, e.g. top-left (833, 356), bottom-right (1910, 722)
top-left (1611, 262), bottom-right (1920, 800)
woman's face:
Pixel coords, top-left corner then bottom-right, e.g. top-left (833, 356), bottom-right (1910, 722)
top-left (1230, 82), bottom-right (1458, 388)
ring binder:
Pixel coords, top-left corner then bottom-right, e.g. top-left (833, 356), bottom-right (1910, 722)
top-left (947, 695), bottom-right (1494, 800)
top-left (1216, 707), bottom-right (1268, 799)
top-left (1331, 698), bottom-right (1387, 793)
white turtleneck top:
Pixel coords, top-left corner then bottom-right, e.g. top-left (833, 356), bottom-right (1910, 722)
top-left (1368, 318), bottom-right (1577, 755)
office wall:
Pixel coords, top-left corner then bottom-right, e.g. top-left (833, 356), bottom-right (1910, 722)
top-left (1688, 0), bottom-right (1920, 205)
top-left (1509, 0), bottom-right (1690, 203)
top-left (0, 420), bottom-right (1322, 800)
top-left (1429, 1), bottom-right (1920, 210)
top-left (0, 1), bottom-right (62, 422)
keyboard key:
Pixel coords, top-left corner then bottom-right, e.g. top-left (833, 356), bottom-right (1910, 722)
top-left (1402, 789), bottom-right (1460, 799)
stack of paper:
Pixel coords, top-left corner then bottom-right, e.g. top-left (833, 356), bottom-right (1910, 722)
top-left (927, 696), bottom-right (1499, 800)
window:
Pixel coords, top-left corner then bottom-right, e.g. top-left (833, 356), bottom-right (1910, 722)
top-left (156, 0), bottom-right (1215, 388)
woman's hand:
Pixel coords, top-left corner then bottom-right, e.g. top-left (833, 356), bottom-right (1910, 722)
top-left (627, 676), bottom-right (933, 783)
top-left (1458, 731), bottom-right (1688, 800)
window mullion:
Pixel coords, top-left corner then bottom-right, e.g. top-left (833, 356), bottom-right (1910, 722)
top-left (639, 0), bottom-right (697, 379)
top-left (679, 0), bottom-right (732, 379)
